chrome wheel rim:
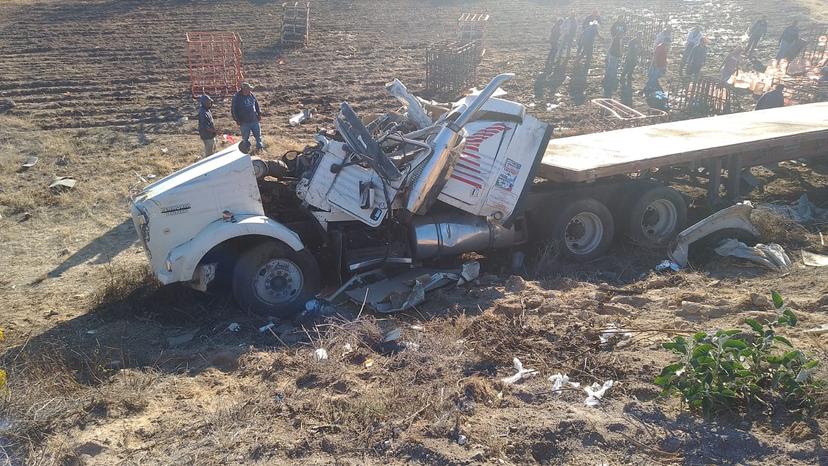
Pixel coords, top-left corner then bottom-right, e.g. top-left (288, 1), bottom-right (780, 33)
top-left (641, 199), bottom-right (678, 242)
top-left (565, 212), bottom-right (603, 255)
top-left (253, 258), bottom-right (304, 305)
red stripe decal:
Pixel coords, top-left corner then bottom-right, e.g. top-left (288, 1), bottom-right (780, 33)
top-left (451, 174), bottom-right (482, 189)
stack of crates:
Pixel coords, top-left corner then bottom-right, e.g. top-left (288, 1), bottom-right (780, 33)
top-left (425, 42), bottom-right (479, 99)
top-left (457, 13), bottom-right (489, 59)
top-left (186, 32), bottom-right (244, 98)
top-left (281, 2), bottom-right (310, 47)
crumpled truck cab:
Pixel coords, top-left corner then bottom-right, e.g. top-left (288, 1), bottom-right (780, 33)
top-left (130, 144), bottom-right (303, 288)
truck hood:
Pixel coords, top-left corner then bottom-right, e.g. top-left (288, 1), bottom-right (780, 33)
top-left (137, 144), bottom-right (250, 202)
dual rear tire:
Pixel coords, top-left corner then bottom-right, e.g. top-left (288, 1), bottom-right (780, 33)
top-left (542, 185), bottom-right (687, 262)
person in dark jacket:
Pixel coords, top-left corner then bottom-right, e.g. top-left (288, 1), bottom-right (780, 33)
top-left (776, 21), bottom-right (800, 63)
top-left (755, 84), bottom-right (785, 110)
top-left (746, 16), bottom-right (768, 56)
top-left (558, 15), bottom-right (578, 61)
top-left (545, 18), bottom-right (564, 73)
top-left (231, 82), bottom-right (264, 152)
top-left (680, 27), bottom-right (703, 75)
top-left (197, 94), bottom-right (217, 157)
top-left (610, 15), bottom-right (627, 37)
top-left (685, 37), bottom-right (708, 78)
top-left (621, 35), bottom-right (642, 87)
top-left (577, 21), bottom-right (600, 63)
top-left (603, 30), bottom-right (623, 97)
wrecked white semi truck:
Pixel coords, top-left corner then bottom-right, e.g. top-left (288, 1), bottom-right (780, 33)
top-left (130, 74), bottom-right (828, 316)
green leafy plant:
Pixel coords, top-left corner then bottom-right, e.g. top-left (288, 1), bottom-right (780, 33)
top-left (655, 291), bottom-right (822, 415)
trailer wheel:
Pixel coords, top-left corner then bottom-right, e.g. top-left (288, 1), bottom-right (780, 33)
top-left (551, 198), bottom-right (615, 261)
top-left (626, 186), bottom-right (687, 247)
top-left (232, 240), bottom-right (320, 318)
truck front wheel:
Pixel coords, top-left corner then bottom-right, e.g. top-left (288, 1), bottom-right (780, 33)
top-left (551, 198), bottom-right (615, 261)
top-left (626, 186), bottom-right (687, 247)
top-left (232, 240), bottom-right (321, 318)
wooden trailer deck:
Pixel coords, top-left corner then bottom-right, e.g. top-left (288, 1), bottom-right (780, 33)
top-left (539, 102), bottom-right (828, 183)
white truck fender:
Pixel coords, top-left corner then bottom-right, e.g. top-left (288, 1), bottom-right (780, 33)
top-left (164, 215), bottom-right (305, 284)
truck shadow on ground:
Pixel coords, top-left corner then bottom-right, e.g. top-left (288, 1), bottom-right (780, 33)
top-left (47, 219), bottom-right (137, 278)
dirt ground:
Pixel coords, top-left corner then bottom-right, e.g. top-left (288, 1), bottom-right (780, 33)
top-left (1, 0), bottom-right (828, 464)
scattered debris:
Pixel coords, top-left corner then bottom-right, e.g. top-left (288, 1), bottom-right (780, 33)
top-left (599, 324), bottom-right (633, 349)
top-left (344, 261), bottom-right (479, 313)
top-left (21, 156), bottom-right (38, 169)
top-left (259, 322), bottom-right (276, 333)
top-left (227, 322), bottom-right (240, 332)
top-left (17, 212), bottom-right (31, 223)
top-left (801, 251), bottom-right (828, 267)
top-left (549, 373), bottom-right (580, 393)
top-left (500, 357), bottom-right (537, 385)
top-left (804, 324), bottom-right (828, 335)
top-left (383, 328), bottom-right (402, 343)
top-left (714, 239), bottom-right (791, 270)
top-left (584, 380), bottom-right (614, 407)
top-left (289, 108), bottom-right (312, 126)
top-left (757, 194), bottom-right (828, 224)
top-left (655, 260), bottom-right (681, 273)
top-left (49, 176), bottom-right (77, 192)
top-left (176, 116), bottom-right (189, 124)
top-left (313, 348), bottom-right (329, 361)
top-left (457, 434), bottom-right (468, 446)
top-left (343, 343), bottom-right (353, 355)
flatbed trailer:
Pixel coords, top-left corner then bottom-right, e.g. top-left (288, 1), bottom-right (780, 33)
top-left (539, 102), bottom-right (828, 203)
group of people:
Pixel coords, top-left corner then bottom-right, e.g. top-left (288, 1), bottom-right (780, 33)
top-left (197, 82), bottom-right (264, 158)
top-left (542, 10), bottom-right (811, 111)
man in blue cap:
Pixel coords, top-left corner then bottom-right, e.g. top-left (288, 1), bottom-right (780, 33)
top-left (231, 82), bottom-right (264, 152)
top-left (197, 94), bottom-right (217, 157)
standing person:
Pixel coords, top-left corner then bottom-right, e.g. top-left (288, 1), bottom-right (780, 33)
top-left (231, 82), bottom-right (264, 152)
top-left (545, 18), bottom-right (564, 73)
top-left (755, 84), bottom-right (785, 110)
top-left (654, 24), bottom-right (673, 51)
top-left (558, 14), bottom-right (579, 61)
top-left (721, 46), bottom-right (743, 82)
top-left (776, 20), bottom-right (800, 64)
top-left (645, 40), bottom-right (669, 94)
top-left (621, 34), bottom-right (642, 86)
top-left (577, 21), bottom-right (600, 64)
top-left (197, 94), bottom-right (217, 157)
top-left (746, 16), bottom-right (768, 56)
top-left (680, 27), bottom-right (703, 75)
top-left (685, 37), bottom-right (708, 79)
top-left (610, 15), bottom-right (627, 37)
top-left (582, 9), bottom-right (600, 29)
top-left (603, 29), bottom-right (624, 97)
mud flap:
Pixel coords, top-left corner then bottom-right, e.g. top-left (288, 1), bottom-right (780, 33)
top-left (668, 202), bottom-right (760, 268)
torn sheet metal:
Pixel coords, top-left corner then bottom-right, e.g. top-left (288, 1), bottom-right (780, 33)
top-left (343, 261), bottom-right (480, 313)
top-left (669, 202), bottom-right (760, 268)
top-left (757, 194), bottom-right (828, 224)
top-left (802, 250), bottom-right (828, 267)
top-left (386, 79), bottom-right (433, 129)
top-left (714, 239), bottom-right (792, 270)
